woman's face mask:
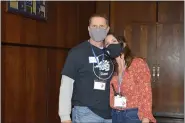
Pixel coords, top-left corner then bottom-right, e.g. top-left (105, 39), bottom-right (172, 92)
top-left (104, 43), bottom-right (123, 59)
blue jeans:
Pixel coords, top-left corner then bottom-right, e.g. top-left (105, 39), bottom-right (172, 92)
top-left (72, 106), bottom-right (112, 123)
top-left (112, 108), bottom-right (141, 123)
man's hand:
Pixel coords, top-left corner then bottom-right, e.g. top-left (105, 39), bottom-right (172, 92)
top-left (142, 118), bottom-right (149, 123)
top-left (62, 120), bottom-right (72, 123)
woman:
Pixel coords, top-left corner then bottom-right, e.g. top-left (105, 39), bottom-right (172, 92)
top-left (104, 33), bottom-right (156, 123)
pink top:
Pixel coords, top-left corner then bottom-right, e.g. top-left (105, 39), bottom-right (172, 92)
top-left (110, 58), bottom-right (156, 123)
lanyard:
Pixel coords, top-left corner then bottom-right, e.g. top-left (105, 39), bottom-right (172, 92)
top-left (118, 70), bottom-right (125, 94)
top-left (118, 76), bottom-right (122, 94)
top-left (90, 43), bottom-right (105, 66)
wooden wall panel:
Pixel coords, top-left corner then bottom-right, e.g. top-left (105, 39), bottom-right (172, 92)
top-left (47, 49), bottom-right (68, 123)
top-left (1, 1), bottom-right (6, 42)
top-left (158, 1), bottom-right (184, 23)
top-left (56, 2), bottom-right (78, 48)
top-left (155, 118), bottom-right (184, 123)
top-left (96, 1), bottom-right (110, 19)
top-left (4, 9), bottom-right (22, 43)
top-left (25, 47), bottom-right (48, 123)
top-left (123, 24), bottom-right (156, 59)
top-left (2, 46), bottom-right (48, 123)
top-left (2, 46), bottom-right (26, 123)
top-left (78, 1), bottom-right (96, 42)
top-left (37, 2), bottom-right (58, 47)
top-left (22, 18), bottom-right (38, 45)
top-left (110, 1), bottom-right (156, 34)
top-left (2, 1), bottom-right (96, 48)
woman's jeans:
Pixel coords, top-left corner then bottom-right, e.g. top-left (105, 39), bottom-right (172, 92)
top-left (112, 108), bottom-right (141, 123)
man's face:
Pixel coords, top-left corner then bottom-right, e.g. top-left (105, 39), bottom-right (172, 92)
top-left (88, 17), bottom-right (109, 31)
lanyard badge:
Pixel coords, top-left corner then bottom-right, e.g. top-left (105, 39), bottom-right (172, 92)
top-left (112, 81), bottom-right (127, 108)
top-left (114, 95), bottom-right (126, 108)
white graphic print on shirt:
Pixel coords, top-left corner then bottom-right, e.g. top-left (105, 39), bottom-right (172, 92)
top-left (93, 54), bottom-right (114, 80)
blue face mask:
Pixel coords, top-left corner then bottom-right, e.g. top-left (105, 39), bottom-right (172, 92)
top-left (89, 28), bottom-right (108, 42)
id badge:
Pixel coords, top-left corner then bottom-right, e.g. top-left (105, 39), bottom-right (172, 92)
top-left (114, 95), bottom-right (126, 108)
top-left (94, 80), bottom-right (106, 90)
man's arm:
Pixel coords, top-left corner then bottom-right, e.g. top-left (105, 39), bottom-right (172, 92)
top-left (58, 75), bottom-right (74, 122)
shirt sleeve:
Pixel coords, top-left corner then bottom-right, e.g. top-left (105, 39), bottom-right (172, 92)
top-left (62, 49), bottom-right (78, 80)
top-left (135, 58), bottom-right (156, 123)
top-left (58, 75), bottom-right (74, 122)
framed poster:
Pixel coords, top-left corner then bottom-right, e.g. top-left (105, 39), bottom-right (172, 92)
top-left (6, 1), bottom-right (47, 21)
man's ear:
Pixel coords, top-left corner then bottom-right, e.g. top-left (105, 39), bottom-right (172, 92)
top-left (88, 26), bottom-right (90, 31)
top-left (106, 26), bottom-right (110, 33)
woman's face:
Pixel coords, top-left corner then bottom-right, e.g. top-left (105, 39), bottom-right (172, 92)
top-left (104, 34), bottom-right (119, 47)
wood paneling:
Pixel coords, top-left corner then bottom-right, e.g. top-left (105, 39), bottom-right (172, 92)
top-left (1, 1), bottom-right (6, 42)
top-left (78, 1), bottom-right (96, 42)
top-left (56, 2), bottom-right (79, 48)
top-left (123, 24), bottom-right (157, 85)
top-left (123, 24), bottom-right (156, 59)
top-left (47, 49), bottom-right (68, 123)
top-left (2, 46), bottom-right (26, 123)
top-left (2, 1), bottom-right (96, 47)
top-left (109, 1), bottom-right (184, 121)
top-left (25, 47), bottom-right (48, 123)
top-left (158, 2), bottom-right (184, 23)
top-left (110, 1), bottom-right (156, 33)
top-left (152, 24), bottom-right (184, 113)
top-left (2, 46), bottom-right (48, 123)
top-left (155, 118), bottom-right (184, 123)
top-left (2, 1), bottom-right (96, 123)
top-left (96, 1), bottom-right (110, 19)
top-left (37, 2), bottom-right (58, 47)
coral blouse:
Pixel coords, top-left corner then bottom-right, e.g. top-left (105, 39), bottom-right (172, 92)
top-left (110, 58), bottom-right (156, 123)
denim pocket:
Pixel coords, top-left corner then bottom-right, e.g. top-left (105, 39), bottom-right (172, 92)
top-left (74, 106), bottom-right (91, 116)
top-left (125, 110), bottom-right (140, 121)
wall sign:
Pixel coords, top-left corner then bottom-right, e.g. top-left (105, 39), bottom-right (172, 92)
top-left (6, 1), bottom-right (47, 21)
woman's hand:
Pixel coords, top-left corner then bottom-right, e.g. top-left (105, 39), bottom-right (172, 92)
top-left (142, 118), bottom-right (150, 123)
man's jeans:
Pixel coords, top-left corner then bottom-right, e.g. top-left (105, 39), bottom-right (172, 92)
top-left (112, 108), bottom-right (141, 123)
top-left (72, 106), bottom-right (112, 123)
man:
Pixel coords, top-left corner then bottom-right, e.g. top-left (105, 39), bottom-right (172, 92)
top-left (58, 14), bottom-right (114, 123)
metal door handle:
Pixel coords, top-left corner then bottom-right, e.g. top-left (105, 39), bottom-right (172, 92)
top-left (152, 66), bottom-right (156, 82)
top-left (157, 66), bottom-right (160, 80)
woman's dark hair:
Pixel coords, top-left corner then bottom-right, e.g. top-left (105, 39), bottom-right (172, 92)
top-left (107, 32), bottom-right (135, 69)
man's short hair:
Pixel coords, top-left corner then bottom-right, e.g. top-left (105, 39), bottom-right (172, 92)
top-left (89, 13), bottom-right (109, 25)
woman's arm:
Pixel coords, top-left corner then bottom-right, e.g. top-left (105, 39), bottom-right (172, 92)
top-left (135, 58), bottom-right (156, 123)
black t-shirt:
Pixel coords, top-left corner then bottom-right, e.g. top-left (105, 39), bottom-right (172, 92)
top-left (62, 41), bottom-right (114, 119)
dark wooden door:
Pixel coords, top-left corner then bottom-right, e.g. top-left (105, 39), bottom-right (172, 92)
top-left (158, 1), bottom-right (184, 23)
top-left (2, 46), bottom-right (48, 123)
top-left (123, 23), bottom-right (156, 59)
top-left (152, 24), bottom-right (184, 116)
